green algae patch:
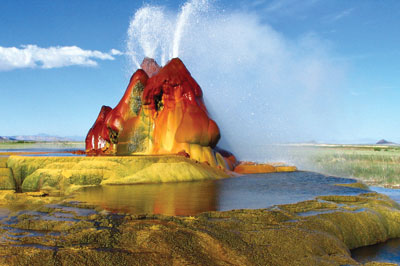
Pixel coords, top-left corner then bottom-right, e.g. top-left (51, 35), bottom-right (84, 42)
top-left (335, 181), bottom-right (370, 190)
top-left (0, 168), bottom-right (16, 190)
top-left (6, 155), bottom-right (229, 194)
top-left (297, 193), bottom-right (400, 250)
top-left (0, 157), bottom-right (8, 168)
top-left (0, 190), bottom-right (62, 207)
top-left (364, 262), bottom-right (398, 266)
top-left (0, 190), bottom-right (17, 201)
top-left (279, 199), bottom-right (338, 214)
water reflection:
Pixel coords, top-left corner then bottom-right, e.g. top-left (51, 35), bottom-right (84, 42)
top-left (72, 180), bottom-right (218, 216)
top-left (72, 172), bottom-right (368, 216)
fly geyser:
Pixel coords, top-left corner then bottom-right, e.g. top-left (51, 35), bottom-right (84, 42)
top-left (1, 58), bottom-right (295, 195)
top-left (86, 58), bottom-right (237, 170)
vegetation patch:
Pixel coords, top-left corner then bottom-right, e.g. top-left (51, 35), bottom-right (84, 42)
top-left (307, 145), bottom-right (400, 187)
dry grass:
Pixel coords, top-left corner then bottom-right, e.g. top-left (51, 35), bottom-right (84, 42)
top-left (311, 145), bottom-right (400, 186)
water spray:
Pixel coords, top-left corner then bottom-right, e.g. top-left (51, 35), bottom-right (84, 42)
top-left (126, 0), bottom-right (209, 68)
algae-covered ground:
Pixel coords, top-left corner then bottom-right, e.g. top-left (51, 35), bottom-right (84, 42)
top-left (2, 155), bottom-right (229, 194)
top-left (0, 187), bottom-right (399, 265)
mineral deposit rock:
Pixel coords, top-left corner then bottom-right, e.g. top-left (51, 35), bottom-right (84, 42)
top-left (85, 105), bottom-right (112, 154)
top-left (86, 58), bottom-right (237, 170)
top-left (140, 57), bottom-right (161, 77)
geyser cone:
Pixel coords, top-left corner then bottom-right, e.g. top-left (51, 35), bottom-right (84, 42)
top-left (86, 57), bottom-right (237, 170)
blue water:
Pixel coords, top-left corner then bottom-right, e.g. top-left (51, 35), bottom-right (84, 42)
top-left (371, 186), bottom-right (400, 203)
top-left (214, 171), bottom-right (367, 210)
top-left (0, 147), bottom-right (84, 157)
top-left (352, 238), bottom-right (400, 264)
top-left (71, 171), bottom-right (369, 215)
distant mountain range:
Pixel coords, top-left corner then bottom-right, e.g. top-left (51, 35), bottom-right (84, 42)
top-left (376, 139), bottom-right (397, 145)
top-left (0, 134), bottom-right (84, 142)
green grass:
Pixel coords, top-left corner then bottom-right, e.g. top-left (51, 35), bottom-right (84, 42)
top-left (311, 145), bottom-right (400, 186)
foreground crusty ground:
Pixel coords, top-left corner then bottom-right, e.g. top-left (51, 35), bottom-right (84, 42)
top-left (0, 186), bottom-right (399, 266)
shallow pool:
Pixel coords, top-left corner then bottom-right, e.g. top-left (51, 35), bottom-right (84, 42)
top-left (71, 171), bottom-right (368, 216)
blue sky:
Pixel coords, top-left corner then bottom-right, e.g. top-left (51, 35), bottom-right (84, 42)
top-left (0, 0), bottom-right (399, 144)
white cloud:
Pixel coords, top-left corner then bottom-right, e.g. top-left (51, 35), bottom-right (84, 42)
top-left (110, 49), bottom-right (123, 55)
top-left (0, 45), bottom-right (121, 71)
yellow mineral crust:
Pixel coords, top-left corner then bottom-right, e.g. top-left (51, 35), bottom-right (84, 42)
top-left (233, 161), bottom-right (297, 174)
top-left (6, 155), bottom-right (230, 194)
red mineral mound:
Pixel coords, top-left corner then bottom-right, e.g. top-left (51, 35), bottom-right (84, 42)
top-left (86, 105), bottom-right (112, 154)
top-left (143, 58), bottom-right (221, 153)
top-left (86, 58), bottom-right (237, 170)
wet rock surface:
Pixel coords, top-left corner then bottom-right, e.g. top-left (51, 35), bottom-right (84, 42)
top-left (0, 187), bottom-right (399, 265)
